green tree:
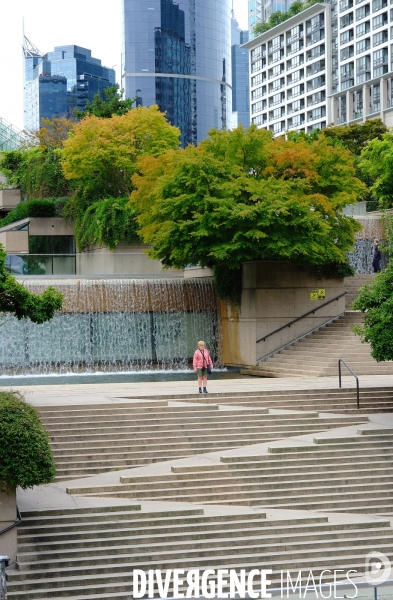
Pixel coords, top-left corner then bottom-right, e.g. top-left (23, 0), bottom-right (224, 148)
top-left (75, 85), bottom-right (134, 119)
top-left (352, 212), bottom-right (393, 361)
top-left (75, 197), bottom-right (139, 251)
top-left (0, 147), bottom-right (71, 200)
top-left (61, 105), bottom-right (180, 250)
top-left (0, 245), bottom-right (63, 323)
top-left (0, 391), bottom-right (56, 490)
top-left (324, 119), bottom-right (388, 156)
top-left (358, 130), bottom-right (393, 208)
top-left (130, 125), bottom-right (363, 279)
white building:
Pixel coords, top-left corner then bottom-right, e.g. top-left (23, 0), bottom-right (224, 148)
top-left (244, 0), bottom-right (393, 135)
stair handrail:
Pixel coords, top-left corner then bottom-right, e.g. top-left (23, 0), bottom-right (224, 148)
top-left (338, 359), bottom-right (360, 409)
top-left (257, 313), bottom-right (345, 363)
top-left (256, 291), bottom-right (348, 344)
top-left (0, 505), bottom-right (22, 538)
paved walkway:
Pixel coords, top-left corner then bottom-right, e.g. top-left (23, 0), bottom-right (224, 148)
top-left (11, 373), bottom-right (393, 406)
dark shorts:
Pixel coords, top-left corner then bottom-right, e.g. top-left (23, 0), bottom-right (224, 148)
top-left (197, 368), bottom-right (207, 377)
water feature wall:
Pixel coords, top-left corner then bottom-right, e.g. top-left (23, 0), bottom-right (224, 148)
top-left (0, 278), bottom-right (220, 375)
top-left (347, 214), bottom-right (389, 274)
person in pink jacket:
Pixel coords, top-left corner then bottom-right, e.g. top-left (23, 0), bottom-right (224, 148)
top-left (193, 340), bottom-right (213, 394)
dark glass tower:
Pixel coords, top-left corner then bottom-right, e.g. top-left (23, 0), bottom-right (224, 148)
top-left (23, 39), bottom-right (116, 131)
top-left (121, 0), bottom-right (232, 146)
top-left (231, 16), bottom-right (250, 129)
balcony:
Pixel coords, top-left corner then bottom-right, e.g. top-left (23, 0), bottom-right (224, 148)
top-left (287, 32), bottom-right (303, 44)
top-left (269, 70), bottom-right (284, 79)
top-left (288, 60), bottom-right (303, 71)
top-left (308, 63), bottom-right (325, 76)
top-left (352, 109), bottom-right (363, 118)
top-left (287, 49), bottom-right (303, 57)
top-left (288, 120), bottom-right (305, 129)
top-left (308, 113), bottom-right (325, 121)
top-left (290, 74), bottom-right (304, 84)
top-left (270, 83), bottom-right (286, 93)
top-left (374, 56), bottom-right (388, 66)
top-left (356, 65), bottom-right (371, 75)
top-left (307, 32), bottom-right (325, 46)
top-left (308, 49), bottom-right (324, 61)
top-left (268, 41), bottom-right (284, 54)
top-left (288, 89), bottom-right (304, 99)
top-left (306, 21), bottom-right (324, 34)
top-left (308, 95), bottom-right (325, 106)
top-left (309, 77), bottom-right (325, 90)
top-left (270, 97), bottom-right (284, 106)
top-left (288, 105), bottom-right (304, 114)
top-left (337, 114), bottom-right (347, 123)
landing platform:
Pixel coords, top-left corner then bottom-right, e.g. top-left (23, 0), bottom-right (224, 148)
top-left (12, 373), bottom-right (393, 406)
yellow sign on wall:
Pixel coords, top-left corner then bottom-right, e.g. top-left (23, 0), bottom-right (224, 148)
top-left (310, 288), bottom-right (326, 300)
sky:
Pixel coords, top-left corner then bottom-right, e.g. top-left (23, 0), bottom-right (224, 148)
top-left (0, 0), bottom-right (248, 130)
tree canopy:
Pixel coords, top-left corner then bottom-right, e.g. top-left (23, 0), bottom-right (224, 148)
top-left (75, 85), bottom-right (134, 119)
top-left (61, 105), bottom-right (180, 250)
top-left (130, 125), bottom-right (364, 274)
top-left (324, 119), bottom-right (387, 156)
top-left (0, 147), bottom-right (71, 200)
top-left (352, 212), bottom-right (393, 361)
top-left (358, 130), bottom-right (393, 208)
top-left (0, 391), bottom-right (56, 490)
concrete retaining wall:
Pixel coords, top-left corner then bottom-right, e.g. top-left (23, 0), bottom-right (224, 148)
top-left (0, 485), bottom-right (17, 563)
top-left (221, 261), bottom-right (345, 367)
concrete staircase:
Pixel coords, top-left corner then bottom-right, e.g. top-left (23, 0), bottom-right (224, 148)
top-left (344, 275), bottom-right (374, 309)
top-left (67, 429), bottom-right (393, 514)
top-left (6, 389), bottom-right (393, 599)
top-left (38, 397), bottom-right (381, 480)
top-left (244, 312), bottom-right (393, 377)
top-left (6, 504), bottom-right (393, 598)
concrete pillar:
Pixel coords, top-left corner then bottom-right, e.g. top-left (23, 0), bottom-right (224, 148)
top-left (362, 84), bottom-right (367, 121)
top-left (346, 90), bottom-right (353, 123)
top-left (380, 77), bottom-right (387, 120)
top-left (330, 96), bottom-right (337, 125)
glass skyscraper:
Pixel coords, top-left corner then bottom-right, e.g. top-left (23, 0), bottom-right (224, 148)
top-left (23, 39), bottom-right (116, 131)
top-left (231, 16), bottom-right (250, 129)
top-left (121, 0), bottom-right (232, 146)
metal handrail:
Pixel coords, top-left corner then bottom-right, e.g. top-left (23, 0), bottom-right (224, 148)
top-left (257, 313), bottom-right (344, 363)
top-left (256, 292), bottom-right (347, 344)
top-left (338, 359), bottom-right (360, 409)
top-left (0, 505), bottom-right (22, 538)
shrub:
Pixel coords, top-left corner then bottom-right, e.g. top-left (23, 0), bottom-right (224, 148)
top-left (0, 197), bottom-right (65, 228)
top-left (0, 391), bottom-right (56, 490)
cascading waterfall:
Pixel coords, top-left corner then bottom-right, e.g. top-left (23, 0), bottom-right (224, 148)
top-left (0, 278), bottom-right (221, 375)
top-left (347, 214), bottom-right (388, 274)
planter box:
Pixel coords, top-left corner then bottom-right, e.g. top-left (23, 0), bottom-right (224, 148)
top-left (0, 485), bottom-right (17, 563)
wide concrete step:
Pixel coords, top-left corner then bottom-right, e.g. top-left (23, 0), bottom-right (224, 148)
top-left (19, 515), bottom-right (333, 544)
top-left (14, 532), bottom-right (393, 572)
top-left (17, 520), bottom-right (386, 548)
top-left (68, 475), bottom-right (393, 502)
top-left (7, 550), bottom-right (393, 596)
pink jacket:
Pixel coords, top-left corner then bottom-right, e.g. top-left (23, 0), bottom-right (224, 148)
top-left (193, 348), bottom-right (213, 370)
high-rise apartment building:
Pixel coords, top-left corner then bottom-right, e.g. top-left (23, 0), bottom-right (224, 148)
top-left (23, 39), bottom-right (115, 131)
top-left (232, 16), bottom-right (250, 128)
top-left (121, 0), bottom-right (232, 146)
top-left (245, 0), bottom-right (393, 135)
